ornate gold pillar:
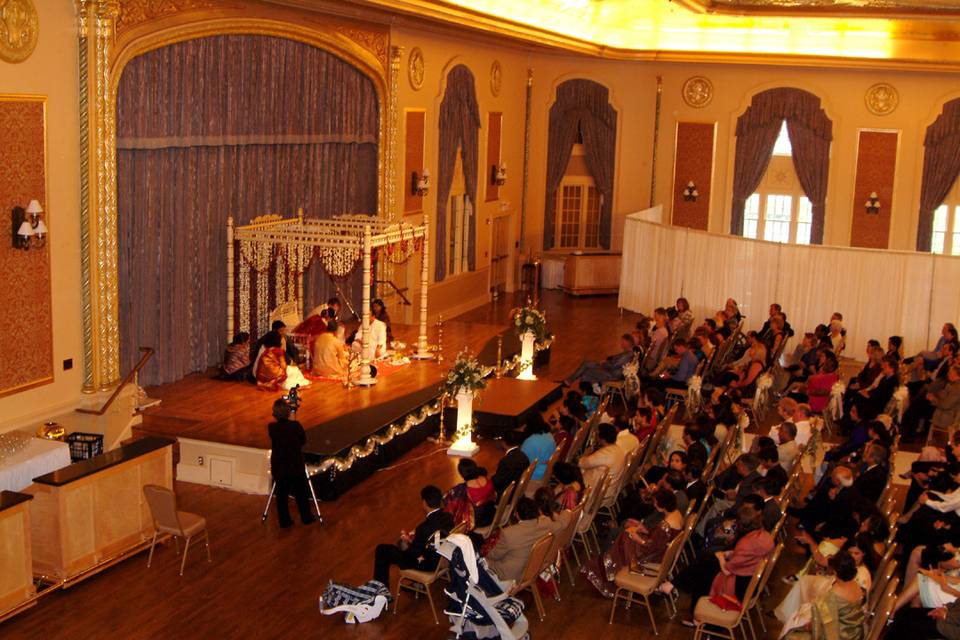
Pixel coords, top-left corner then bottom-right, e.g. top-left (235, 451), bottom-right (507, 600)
top-left (386, 45), bottom-right (402, 220)
top-left (77, 0), bottom-right (121, 390)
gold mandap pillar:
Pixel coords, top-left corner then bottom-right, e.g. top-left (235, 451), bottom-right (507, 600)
top-left (76, 0), bottom-right (121, 391)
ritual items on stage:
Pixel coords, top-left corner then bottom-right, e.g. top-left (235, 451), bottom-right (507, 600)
top-left (36, 422), bottom-right (65, 441)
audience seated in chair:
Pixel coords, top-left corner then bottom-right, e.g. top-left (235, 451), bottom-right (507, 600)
top-left (579, 423), bottom-right (626, 503)
top-left (444, 459), bottom-right (496, 530)
top-left (492, 430), bottom-right (531, 498)
top-left (485, 497), bottom-right (564, 583)
top-left (564, 334), bottom-right (636, 389)
top-left (520, 413), bottom-right (557, 483)
top-left (373, 485), bottom-right (454, 587)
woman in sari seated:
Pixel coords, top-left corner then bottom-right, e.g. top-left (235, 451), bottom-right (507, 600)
top-left (553, 462), bottom-right (584, 511)
top-left (371, 298), bottom-right (394, 344)
top-left (783, 551), bottom-right (865, 640)
top-left (777, 535), bottom-right (875, 632)
top-left (443, 459), bottom-right (496, 530)
top-left (221, 332), bottom-right (251, 381)
top-left (255, 332), bottom-right (288, 391)
top-left (582, 488), bottom-right (683, 598)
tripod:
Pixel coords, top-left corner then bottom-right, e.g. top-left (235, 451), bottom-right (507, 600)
top-left (261, 464), bottom-right (323, 524)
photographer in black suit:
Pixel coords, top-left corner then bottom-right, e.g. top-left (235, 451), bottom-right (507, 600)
top-left (268, 399), bottom-right (315, 528)
top-left (373, 485), bottom-right (453, 586)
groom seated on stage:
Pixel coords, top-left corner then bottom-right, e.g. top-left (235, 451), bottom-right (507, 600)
top-left (564, 333), bottom-right (636, 389)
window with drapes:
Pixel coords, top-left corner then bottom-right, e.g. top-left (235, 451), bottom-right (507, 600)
top-left (435, 65), bottom-right (480, 282)
top-left (543, 79), bottom-right (617, 251)
top-left (116, 35), bottom-right (380, 386)
top-left (918, 98), bottom-right (960, 252)
top-left (730, 87), bottom-right (832, 245)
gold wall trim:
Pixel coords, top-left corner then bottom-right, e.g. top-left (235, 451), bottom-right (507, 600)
top-left (78, 4), bottom-right (391, 388)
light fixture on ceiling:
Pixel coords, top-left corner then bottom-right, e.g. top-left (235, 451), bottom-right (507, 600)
top-left (491, 162), bottom-right (507, 186)
top-left (864, 191), bottom-right (881, 215)
top-left (682, 181), bottom-right (699, 202)
top-left (13, 199), bottom-right (47, 250)
top-left (412, 169), bottom-right (430, 197)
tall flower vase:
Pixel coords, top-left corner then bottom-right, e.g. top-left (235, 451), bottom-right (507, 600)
top-left (448, 390), bottom-right (479, 457)
top-left (517, 331), bottom-right (537, 381)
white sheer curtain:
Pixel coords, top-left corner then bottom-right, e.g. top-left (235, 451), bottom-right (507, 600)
top-left (619, 216), bottom-right (949, 355)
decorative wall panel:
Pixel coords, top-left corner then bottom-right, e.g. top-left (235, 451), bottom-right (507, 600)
top-left (851, 130), bottom-right (898, 249)
top-left (403, 110), bottom-right (424, 214)
top-left (0, 98), bottom-right (52, 396)
top-left (671, 122), bottom-right (715, 230)
top-left (486, 112), bottom-right (502, 202)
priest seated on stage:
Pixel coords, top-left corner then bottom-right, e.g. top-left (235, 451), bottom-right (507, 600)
top-left (312, 321), bottom-right (349, 379)
top-left (349, 312), bottom-right (389, 361)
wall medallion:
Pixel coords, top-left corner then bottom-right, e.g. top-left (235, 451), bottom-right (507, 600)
top-left (0, 0), bottom-right (39, 64)
top-left (865, 83), bottom-right (898, 116)
top-left (408, 47), bottom-right (424, 91)
top-left (682, 76), bottom-right (713, 108)
top-left (490, 59), bottom-right (502, 97)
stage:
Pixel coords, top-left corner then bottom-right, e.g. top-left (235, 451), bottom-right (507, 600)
top-left (133, 316), bottom-right (557, 499)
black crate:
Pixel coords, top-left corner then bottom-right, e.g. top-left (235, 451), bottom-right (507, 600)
top-left (65, 432), bottom-right (104, 462)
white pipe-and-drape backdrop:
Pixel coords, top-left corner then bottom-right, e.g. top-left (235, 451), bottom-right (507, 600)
top-left (619, 211), bottom-right (960, 356)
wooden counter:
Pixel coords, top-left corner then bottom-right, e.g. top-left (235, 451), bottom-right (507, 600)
top-left (561, 253), bottom-right (621, 296)
top-left (0, 491), bottom-right (35, 622)
top-left (24, 437), bottom-right (174, 584)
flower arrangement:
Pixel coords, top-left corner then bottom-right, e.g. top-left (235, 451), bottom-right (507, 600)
top-left (512, 306), bottom-right (551, 344)
top-left (443, 349), bottom-right (492, 397)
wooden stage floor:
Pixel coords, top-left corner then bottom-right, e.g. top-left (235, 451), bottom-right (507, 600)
top-left (136, 319), bottom-right (510, 451)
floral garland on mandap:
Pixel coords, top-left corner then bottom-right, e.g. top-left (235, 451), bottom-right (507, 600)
top-left (444, 349), bottom-right (492, 397)
top-left (512, 306), bottom-right (552, 344)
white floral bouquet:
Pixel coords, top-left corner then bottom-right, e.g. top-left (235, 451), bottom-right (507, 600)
top-left (512, 306), bottom-right (551, 344)
top-left (444, 349), bottom-right (492, 397)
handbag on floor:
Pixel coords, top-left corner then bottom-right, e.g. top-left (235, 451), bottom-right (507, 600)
top-left (319, 579), bottom-right (391, 624)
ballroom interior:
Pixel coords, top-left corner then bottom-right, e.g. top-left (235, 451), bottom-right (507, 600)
top-left (4, 0), bottom-right (960, 638)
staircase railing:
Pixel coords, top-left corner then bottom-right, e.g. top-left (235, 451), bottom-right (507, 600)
top-left (76, 347), bottom-right (155, 416)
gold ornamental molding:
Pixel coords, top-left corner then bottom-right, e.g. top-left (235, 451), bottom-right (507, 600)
top-left (865, 82), bottom-right (899, 115)
top-left (0, 0), bottom-right (39, 63)
top-left (682, 76), bottom-right (714, 108)
top-left (490, 59), bottom-right (502, 97)
top-left (408, 46), bottom-right (424, 90)
top-left (75, 1), bottom-right (392, 390)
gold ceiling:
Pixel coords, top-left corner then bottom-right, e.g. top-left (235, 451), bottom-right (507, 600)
top-left (355, 0), bottom-right (960, 67)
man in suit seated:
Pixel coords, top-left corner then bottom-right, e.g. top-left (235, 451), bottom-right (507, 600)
top-left (372, 485), bottom-right (454, 587)
top-left (486, 497), bottom-right (564, 583)
top-left (492, 430), bottom-right (531, 497)
top-left (851, 356), bottom-right (899, 421)
top-left (564, 333), bottom-right (636, 388)
top-left (854, 443), bottom-right (889, 504)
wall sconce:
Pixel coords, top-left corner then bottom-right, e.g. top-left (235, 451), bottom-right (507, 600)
top-left (411, 169), bottom-right (430, 197)
top-left (682, 181), bottom-right (699, 202)
top-left (12, 200), bottom-right (47, 250)
top-left (491, 162), bottom-right (507, 187)
top-left (864, 192), bottom-right (881, 215)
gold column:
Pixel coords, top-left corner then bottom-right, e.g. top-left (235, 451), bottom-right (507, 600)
top-left (386, 45), bottom-right (402, 220)
top-left (78, 0), bottom-right (121, 390)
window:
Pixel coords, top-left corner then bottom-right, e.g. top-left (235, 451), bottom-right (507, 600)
top-left (931, 205), bottom-right (960, 256)
top-left (554, 179), bottom-right (602, 250)
top-left (448, 194), bottom-right (472, 276)
top-left (446, 148), bottom-right (473, 276)
top-left (740, 121), bottom-right (813, 245)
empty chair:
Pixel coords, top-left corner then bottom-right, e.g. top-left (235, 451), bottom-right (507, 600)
top-left (143, 484), bottom-right (212, 576)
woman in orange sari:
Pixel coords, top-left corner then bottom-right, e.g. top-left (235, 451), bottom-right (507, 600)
top-left (256, 332), bottom-right (288, 391)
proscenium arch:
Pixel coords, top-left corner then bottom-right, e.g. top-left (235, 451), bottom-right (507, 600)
top-left (84, 17), bottom-right (389, 384)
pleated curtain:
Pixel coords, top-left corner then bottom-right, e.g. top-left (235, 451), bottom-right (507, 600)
top-left (116, 35), bottom-right (379, 386)
top-left (620, 217), bottom-right (959, 358)
top-left (543, 79), bottom-right (617, 250)
top-left (917, 98), bottom-right (960, 252)
top-left (434, 64), bottom-right (481, 282)
top-left (730, 88), bottom-right (832, 244)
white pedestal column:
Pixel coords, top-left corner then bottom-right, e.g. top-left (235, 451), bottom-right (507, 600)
top-left (448, 390), bottom-right (479, 457)
top-left (516, 331), bottom-right (537, 380)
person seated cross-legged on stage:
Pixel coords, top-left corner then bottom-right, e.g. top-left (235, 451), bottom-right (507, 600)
top-left (253, 320), bottom-right (300, 370)
top-left (311, 320), bottom-right (349, 379)
top-left (268, 399), bottom-right (315, 528)
top-left (372, 485), bottom-right (454, 588)
top-left (564, 333), bottom-right (636, 389)
top-left (255, 332), bottom-right (289, 391)
top-left (220, 331), bottom-right (251, 381)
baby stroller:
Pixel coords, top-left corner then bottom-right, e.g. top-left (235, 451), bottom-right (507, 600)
top-left (437, 533), bottom-right (530, 639)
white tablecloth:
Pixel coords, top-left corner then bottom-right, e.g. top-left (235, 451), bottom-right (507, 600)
top-left (0, 437), bottom-right (72, 491)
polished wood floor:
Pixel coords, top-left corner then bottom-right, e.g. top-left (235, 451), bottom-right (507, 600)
top-left (4, 291), bottom-right (805, 640)
top-left (137, 319), bottom-right (507, 449)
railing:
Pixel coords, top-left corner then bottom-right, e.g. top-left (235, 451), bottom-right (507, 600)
top-left (76, 347), bottom-right (155, 416)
